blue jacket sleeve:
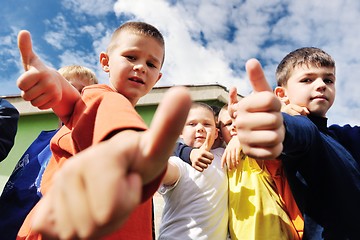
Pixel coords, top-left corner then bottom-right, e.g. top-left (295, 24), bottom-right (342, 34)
top-left (281, 113), bottom-right (318, 157)
top-left (172, 142), bottom-right (192, 165)
top-left (0, 99), bottom-right (19, 161)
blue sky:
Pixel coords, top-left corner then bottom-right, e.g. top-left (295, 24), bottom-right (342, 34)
top-left (1, 0), bottom-right (360, 125)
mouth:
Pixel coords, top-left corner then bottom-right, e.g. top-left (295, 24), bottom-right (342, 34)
top-left (129, 77), bottom-right (145, 85)
top-left (311, 95), bottom-right (328, 101)
top-left (195, 136), bottom-right (206, 140)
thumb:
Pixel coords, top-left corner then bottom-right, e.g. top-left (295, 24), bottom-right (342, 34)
top-left (141, 86), bottom-right (191, 177)
top-left (200, 131), bottom-right (213, 151)
top-left (228, 86), bottom-right (239, 119)
top-left (246, 58), bottom-right (272, 93)
top-left (18, 30), bottom-right (46, 72)
top-left (229, 87), bottom-right (238, 106)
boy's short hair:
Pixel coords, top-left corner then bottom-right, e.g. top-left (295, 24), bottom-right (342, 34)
top-left (107, 21), bottom-right (165, 65)
top-left (276, 47), bottom-right (335, 87)
top-left (58, 65), bottom-right (98, 85)
top-left (191, 102), bottom-right (216, 123)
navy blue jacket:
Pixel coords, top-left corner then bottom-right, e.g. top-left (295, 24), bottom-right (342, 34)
top-left (0, 99), bottom-right (19, 161)
top-left (281, 113), bottom-right (360, 240)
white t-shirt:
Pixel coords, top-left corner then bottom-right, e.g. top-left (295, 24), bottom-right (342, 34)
top-left (158, 147), bottom-right (228, 240)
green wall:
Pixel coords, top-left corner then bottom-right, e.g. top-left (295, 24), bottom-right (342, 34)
top-left (0, 100), bottom-right (222, 189)
top-left (0, 113), bottom-right (59, 176)
top-left (0, 108), bottom-right (157, 189)
top-left (0, 113), bottom-right (59, 189)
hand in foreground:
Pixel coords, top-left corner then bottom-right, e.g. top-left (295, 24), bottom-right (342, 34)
top-left (17, 30), bottom-right (80, 124)
top-left (233, 59), bottom-right (285, 160)
top-left (32, 86), bottom-right (191, 239)
top-left (190, 131), bottom-right (214, 172)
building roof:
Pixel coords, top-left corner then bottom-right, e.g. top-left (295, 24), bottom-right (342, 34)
top-left (4, 84), bottom-right (242, 115)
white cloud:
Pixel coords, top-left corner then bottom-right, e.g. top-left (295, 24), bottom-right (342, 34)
top-left (61, 0), bottom-right (116, 16)
top-left (113, 0), bottom-right (251, 94)
top-left (3, 0), bottom-right (360, 125)
top-left (116, 0), bottom-right (360, 125)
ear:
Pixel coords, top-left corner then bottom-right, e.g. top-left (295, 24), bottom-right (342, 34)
top-left (100, 52), bottom-right (110, 73)
top-left (274, 86), bottom-right (290, 105)
top-left (214, 128), bottom-right (219, 141)
top-left (156, 72), bottom-right (162, 83)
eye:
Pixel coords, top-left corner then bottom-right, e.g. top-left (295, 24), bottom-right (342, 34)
top-left (324, 78), bottom-right (334, 84)
top-left (147, 62), bottom-right (157, 68)
top-left (300, 78), bottom-right (312, 83)
top-left (125, 55), bottom-right (136, 61)
top-left (225, 122), bottom-right (232, 127)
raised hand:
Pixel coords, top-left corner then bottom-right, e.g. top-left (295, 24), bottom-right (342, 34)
top-left (234, 59), bottom-right (285, 160)
top-left (17, 30), bottom-right (80, 124)
top-left (221, 136), bottom-right (242, 170)
top-left (190, 131), bottom-right (214, 172)
top-left (32, 86), bottom-right (191, 239)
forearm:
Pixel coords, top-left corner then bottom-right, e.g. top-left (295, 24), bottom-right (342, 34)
top-left (281, 113), bottom-right (317, 156)
top-left (52, 77), bottom-right (81, 126)
top-left (173, 142), bottom-right (192, 165)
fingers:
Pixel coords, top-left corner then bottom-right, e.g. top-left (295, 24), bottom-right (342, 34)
top-left (228, 87), bottom-right (239, 118)
top-left (221, 153), bottom-right (226, 169)
top-left (137, 86), bottom-right (191, 183)
top-left (190, 148), bottom-right (214, 172)
top-left (32, 141), bottom-right (143, 239)
top-left (281, 104), bottom-right (310, 116)
top-left (246, 58), bottom-right (272, 93)
top-left (31, 197), bottom-right (58, 238)
top-left (17, 30), bottom-right (64, 111)
top-left (18, 30), bottom-right (33, 71)
top-left (233, 59), bottom-right (284, 160)
top-left (18, 30), bottom-right (47, 72)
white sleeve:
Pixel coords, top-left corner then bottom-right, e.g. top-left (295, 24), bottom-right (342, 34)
top-left (158, 156), bottom-right (182, 194)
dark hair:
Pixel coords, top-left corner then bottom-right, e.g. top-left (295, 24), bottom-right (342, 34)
top-left (276, 47), bottom-right (335, 86)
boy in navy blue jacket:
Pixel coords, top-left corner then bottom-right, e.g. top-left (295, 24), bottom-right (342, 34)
top-left (232, 48), bottom-right (360, 239)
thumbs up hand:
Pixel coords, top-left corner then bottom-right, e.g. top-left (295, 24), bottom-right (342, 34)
top-left (189, 131), bottom-right (214, 172)
top-left (16, 30), bottom-right (81, 125)
top-left (234, 59), bottom-right (285, 160)
top-left (17, 30), bottom-right (63, 109)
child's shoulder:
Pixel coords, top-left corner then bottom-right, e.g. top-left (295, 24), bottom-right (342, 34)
top-left (329, 123), bottom-right (360, 141)
top-left (211, 147), bottom-right (225, 157)
top-left (82, 84), bottom-right (133, 106)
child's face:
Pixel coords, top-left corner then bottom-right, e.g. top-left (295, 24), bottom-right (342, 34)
top-left (181, 107), bottom-right (218, 148)
top-left (276, 65), bottom-right (336, 117)
top-left (218, 108), bottom-right (237, 144)
top-left (101, 30), bottom-right (163, 105)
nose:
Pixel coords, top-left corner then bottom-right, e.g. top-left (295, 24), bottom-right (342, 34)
top-left (133, 63), bottom-right (145, 73)
top-left (196, 123), bottom-right (205, 132)
top-left (315, 78), bottom-right (326, 91)
top-left (230, 123), bottom-right (237, 136)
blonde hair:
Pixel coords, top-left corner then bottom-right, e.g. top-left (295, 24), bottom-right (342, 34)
top-left (58, 65), bottom-right (98, 85)
top-left (276, 47), bottom-right (335, 87)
